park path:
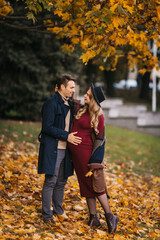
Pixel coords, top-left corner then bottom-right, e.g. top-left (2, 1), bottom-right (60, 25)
top-left (0, 141), bottom-right (159, 239)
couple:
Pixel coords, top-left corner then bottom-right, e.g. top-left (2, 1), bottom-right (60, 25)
top-left (38, 74), bottom-right (118, 234)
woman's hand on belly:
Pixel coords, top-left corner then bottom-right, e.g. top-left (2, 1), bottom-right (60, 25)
top-left (67, 132), bottom-right (82, 145)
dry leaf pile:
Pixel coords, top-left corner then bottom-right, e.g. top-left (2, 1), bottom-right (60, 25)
top-left (0, 141), bottom-right (159, 239)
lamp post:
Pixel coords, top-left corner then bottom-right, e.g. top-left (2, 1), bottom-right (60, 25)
top-left (152, 40), bottom-right (157, 112)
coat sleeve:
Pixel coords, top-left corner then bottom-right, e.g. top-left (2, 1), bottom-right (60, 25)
top-left (89, 114), bottom-right (105, 164)
top-left (41, 99), bottom-right (69, 141)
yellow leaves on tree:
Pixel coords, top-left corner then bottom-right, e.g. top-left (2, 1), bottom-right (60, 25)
top-left (157, 6), bottom-right (160, 20)
top-left (45, 0), bottom-right (159, 71)
top-left (2, 0), bottom-right (160, 71)
top-left (0, 0), bottom-right (158, 72)
top-left (0, 0), bottom-right (13, 15)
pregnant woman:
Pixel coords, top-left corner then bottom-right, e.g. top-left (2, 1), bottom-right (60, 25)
top-left (68, 84), bottom-right (118, 234)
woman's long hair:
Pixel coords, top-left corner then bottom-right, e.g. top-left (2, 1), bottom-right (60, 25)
top-left (76, 87), bottom-right (103, 134)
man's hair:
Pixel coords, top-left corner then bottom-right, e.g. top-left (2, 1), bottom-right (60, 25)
top-left (56, 74), bottom-right (76, 89)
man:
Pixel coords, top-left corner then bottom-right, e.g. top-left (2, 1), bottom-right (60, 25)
top-left (38, 74), bottom-right (82, 223)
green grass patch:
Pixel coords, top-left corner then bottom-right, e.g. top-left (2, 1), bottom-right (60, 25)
top-left (105, 125), bottom-right (160, 177)
top-left (0, 119), bottom-right (41, 144)
top-left (0, 120), bottom-right (160, 177)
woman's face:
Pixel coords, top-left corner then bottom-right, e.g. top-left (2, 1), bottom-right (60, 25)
top-left (84, 89), bottom-right (91, 104)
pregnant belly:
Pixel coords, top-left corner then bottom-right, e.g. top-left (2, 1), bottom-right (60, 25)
top-left (68, 135), bottom-right (93, 152)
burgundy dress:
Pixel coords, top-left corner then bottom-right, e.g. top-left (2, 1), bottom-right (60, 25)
top-left (68, 112), bottom-right (105, 197)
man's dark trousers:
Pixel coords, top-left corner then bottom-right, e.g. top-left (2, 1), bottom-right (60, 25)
top-left (42, 149), bottom-right (67, 220)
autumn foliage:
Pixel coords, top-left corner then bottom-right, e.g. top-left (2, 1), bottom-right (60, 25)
top-left (0, 0), bottom-right (13, 15)
top-left (0, 141), bottom-right (159, 239)
top-left (1, 0), bottom-right (160, 73)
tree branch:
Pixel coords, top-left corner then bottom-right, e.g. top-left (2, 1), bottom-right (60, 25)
top-left (0, 14), bottom-right (27, 20)
top-left (0, 20), bottom-right (56, 34)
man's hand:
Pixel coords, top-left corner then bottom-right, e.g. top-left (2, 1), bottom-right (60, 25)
top-left (67, 132), bottom-right (82, 145)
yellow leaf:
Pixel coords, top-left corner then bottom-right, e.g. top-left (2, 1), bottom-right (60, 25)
top-left (32, 234), bottom-right (41, 240)
top-left (112, 16), bottom-right (119, 28)
top-left (116, 178), bottom-right (123, 184)
top-left (136, 151), bottom-right (141, 155)
top-left (138, 4), bottom-right (143, 10)
top-left (0, 0), bottom-right (13, 15)
top-left (80, 30), bottom-right (83, 40)
top-left (51, 27), bottom-right (63, 34)
top-left (80, 50), bottom-right (96, 63)
top-left (156, 6), bottom-right (160, 20)
top-left (61, 44), bottom-right (74, 53)
top-left (155, 229), bottom-right (160, 234)
top-left (71, 37), bottom-right (79, 44)
top-left (124, 200), bottom-right (129, 206)
top-left (99, 66), bottom-right (105, 71)
top-left (85, 10), bottom-right (93, 17)
top-left (133, 228), bottom-right (138, 233)
top-left (85, 169), bottom-right (93, 177)
top-left (114, 234), bottom-right (126, 240)
top-left (139, 69), bottom-right (147, 75)
top-left (110, 3), bottom-right (119, 13)
top-left (96, 229), bottom-right (106, 236)
top-left (3, 205), bottom-right (10, 210)
top-left (54, 9), bottom-right (63, 17)
top-left (127, 25), bottom-right (134, 33)
top-left (152, 176), bottom-right (160, 183)
top-left (149, 231), bottom-right (157, 238)
top-left (81, 38), bottom-right (91, 49)
top-left (4, 171), bottom-right (12, 179)
top-left (62, 12), bottom-right (70, 21)
top-left (15, 228), bottom-right (26, 235)
top-left (125, 5), bottom-right (134, 14)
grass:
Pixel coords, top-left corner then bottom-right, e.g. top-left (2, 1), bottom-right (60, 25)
top-left (105, 125), bottom-right (160, 177)
top-left (0, 119), bottom-right (160, 177)
top-left (0, 119), bottom-right (41, 144)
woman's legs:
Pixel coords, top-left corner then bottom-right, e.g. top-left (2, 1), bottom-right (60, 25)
top-left (97, 193), bottom-right (118, 233)
top-left (86, 197), bottom-right (101, 227)
top-left (86, 197), bottom-right (97, 214)
top-left (97, 193), bottom-right (111, 214)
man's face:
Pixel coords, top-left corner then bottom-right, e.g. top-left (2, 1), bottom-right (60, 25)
top-left (61, 80), bottom-right (75, 98)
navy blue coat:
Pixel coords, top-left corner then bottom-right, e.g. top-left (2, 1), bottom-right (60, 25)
top-left (38, 92), bottom-right (74, 179)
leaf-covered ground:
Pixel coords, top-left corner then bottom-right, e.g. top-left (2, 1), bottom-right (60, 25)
top-left (0, 141), bottom-right (159, 239)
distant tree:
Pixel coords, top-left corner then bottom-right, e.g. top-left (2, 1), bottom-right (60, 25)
top-left (104, 71), bottom-right (115, 98)
top-left (139, 71), bottom-right (151, 100)
top-left (0, 0), bottom-right (84, 120)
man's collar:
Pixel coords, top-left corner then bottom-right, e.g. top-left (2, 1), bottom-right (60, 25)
top-left (55, 92), bottom-right (73, 108)
top-left (58, 91), bottom-right (70, 106)
top-left (58, 91), bottom-right (69, 102)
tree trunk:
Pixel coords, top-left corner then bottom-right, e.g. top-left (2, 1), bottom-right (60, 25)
top-left (139, 71), bottom-right (151, 100)
top-left (104, 70), bottom-right (115, 97)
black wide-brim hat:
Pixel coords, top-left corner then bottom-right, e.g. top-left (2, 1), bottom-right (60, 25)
top-left (91, 83), bottom-right (105, 106)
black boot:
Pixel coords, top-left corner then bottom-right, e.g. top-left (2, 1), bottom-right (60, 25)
top-left (88, 213), bottom-right (102, 228)
top-left (105, 213), bottom-right (119, 233)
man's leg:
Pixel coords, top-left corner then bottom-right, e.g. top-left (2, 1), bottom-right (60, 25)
top-left (52, 150), bottom-right (67, 215)
top-left (42, 174), bottom-right (55, 220)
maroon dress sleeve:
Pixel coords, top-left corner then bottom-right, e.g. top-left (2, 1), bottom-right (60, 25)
top-left (97, 114), bottom-right (104, 136)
